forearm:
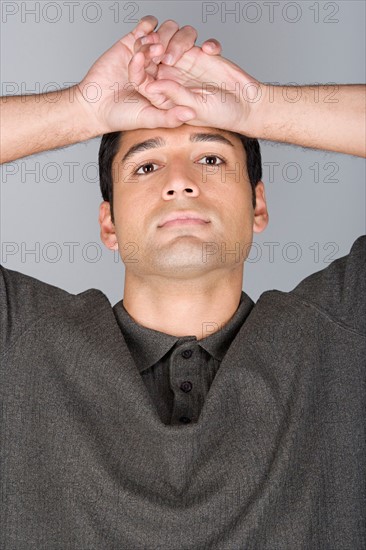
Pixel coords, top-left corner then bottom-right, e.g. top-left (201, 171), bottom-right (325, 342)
top-left (0, 86), bottom-right (100, 164)
top-left (249, 84), bottom-right (366, 157)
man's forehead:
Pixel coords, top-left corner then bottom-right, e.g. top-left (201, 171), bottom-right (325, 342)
top-left (117, 125), bottom-right (242, 153)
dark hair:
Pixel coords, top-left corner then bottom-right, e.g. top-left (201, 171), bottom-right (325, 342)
top-left (99, 130), bottom-right (262, 224)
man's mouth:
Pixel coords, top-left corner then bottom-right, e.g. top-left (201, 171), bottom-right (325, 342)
top-left (158, 211), bottom-right (210, 228)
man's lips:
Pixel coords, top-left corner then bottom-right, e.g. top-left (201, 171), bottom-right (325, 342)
top-left (160, 218), bottom-right (209, 228)
top-left (158, 211), bottom-right (210, 228)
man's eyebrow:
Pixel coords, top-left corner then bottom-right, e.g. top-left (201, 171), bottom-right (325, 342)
top-left (121, 133), bottom-right (235, 164)
top-left (121, 137), bottom-right (165, 164)
top-left (190, 133), bottom-right (235, 148)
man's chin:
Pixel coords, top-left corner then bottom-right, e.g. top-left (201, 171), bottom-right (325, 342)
top-left (150, 240), bottom-right (222, 277)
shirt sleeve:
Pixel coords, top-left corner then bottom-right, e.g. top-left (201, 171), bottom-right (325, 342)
top-left (291, 235), bottom-right (366, 335)
top-left (0, 265), bottom-right (70, 356)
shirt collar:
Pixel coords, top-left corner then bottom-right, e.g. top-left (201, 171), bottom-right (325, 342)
top-left (112, 292), bottom-right (254, 373)
top-left (198, 292), bottom-right (254, 360)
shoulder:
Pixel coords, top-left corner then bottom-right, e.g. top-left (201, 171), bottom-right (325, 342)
top-left (1, 264), bottom-right (76, 314)
top-left (0, 265), bottom-right (106, 354)
top-left (288, 235), bottom-right (365, 334)
top-left (250, 236), bottom-right (365, 337)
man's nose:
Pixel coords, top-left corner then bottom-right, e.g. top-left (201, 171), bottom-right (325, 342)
top-left (161, 166), bottom-right (200, 200)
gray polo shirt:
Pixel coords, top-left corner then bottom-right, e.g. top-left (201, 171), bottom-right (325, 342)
top-left (1, 235), bottom-right (365, 549)
top-left (113, 293), bottom-right (254, 426)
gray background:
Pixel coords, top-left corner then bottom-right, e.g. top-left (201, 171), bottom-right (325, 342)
top-left (1, 0), bottom-right (365, 305)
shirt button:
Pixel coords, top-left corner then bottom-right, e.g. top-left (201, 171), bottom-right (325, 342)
top-left (181, 349), bottom-right (193, 359)
top-left (179, 416), bottom-right (191, 424)
top-left (180, 381), bottom-right (193, 393)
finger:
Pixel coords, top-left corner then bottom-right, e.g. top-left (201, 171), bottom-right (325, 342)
top-left (132, 15), bottom-right (158, 39)
top-left (129, 46), bottom-right (162, 85)
top-left (151, 19), bottom-right (180, 63)
top-left (201, 39), bottom-right (222, 55)
top-left (128, 51), bottom-right (148, 87)
top-left (135, 43), bottom-right (164, 61)
top-left (140, 86), bottom-right (176, 110)
top-left (133, 31), bottom-right (160, 53)
top-left (145, 79), bottom-right (198, 111)
top-left (143, 44), bottom-right (163, 77)
top-left (160, 25), bottom-right (198, 65)
top-left (138, 104), bottom-right (196, 129)
top-left (138, 75), bottom-right (176, 109)
top-left (133, 36), bottom-right (164, 78)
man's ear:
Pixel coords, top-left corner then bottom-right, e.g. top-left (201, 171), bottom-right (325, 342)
top-left (253, 181), bottom-right (269, 234)
top-left (99, 201), bottom-right (118, 250)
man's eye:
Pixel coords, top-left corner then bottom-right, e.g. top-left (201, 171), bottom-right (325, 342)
top-left (134, 163), bottom-right (160, 175)
top-left (197, 155), bottom-right (224, 166)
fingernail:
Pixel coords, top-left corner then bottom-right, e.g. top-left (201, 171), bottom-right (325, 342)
top-left (140, 36), bottom-right (149, 44)
top-left (152, 57), bottom-right (160, 64)
top-left (162, 54), bottom-right (173, 65)
top-left (135, 31), bottom-right (145, 39)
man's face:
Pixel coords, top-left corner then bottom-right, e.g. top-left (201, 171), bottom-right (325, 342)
top-left (99, 124), bottom-right (268, 279)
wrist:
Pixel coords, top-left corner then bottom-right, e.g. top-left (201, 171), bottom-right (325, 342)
top-left (237, 78), bottom-right (269, 139)
top-left (71, 84), bottom-right (106, 139)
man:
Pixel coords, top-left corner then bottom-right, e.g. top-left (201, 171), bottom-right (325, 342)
top-left (1, 16), bottom-right (365, 550)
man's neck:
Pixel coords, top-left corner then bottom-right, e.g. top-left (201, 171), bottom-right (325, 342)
top-left (122, 268), bottom-right (244, 340)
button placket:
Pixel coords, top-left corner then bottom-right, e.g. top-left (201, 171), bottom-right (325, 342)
top-left (170, 343), bottom-right (197, 424)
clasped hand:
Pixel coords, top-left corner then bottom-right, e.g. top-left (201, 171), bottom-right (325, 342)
top-left (77, 16), bottom-right (261, 137)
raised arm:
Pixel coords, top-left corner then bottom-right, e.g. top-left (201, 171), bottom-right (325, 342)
top-left (257, 84), bottom-right (365, 157)
top-left (0, 87), bottom-right (94, 165)
top-left (140, 48), bottom-right (366, 157)
top-left (0, 17), bottom-right (220, 165)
